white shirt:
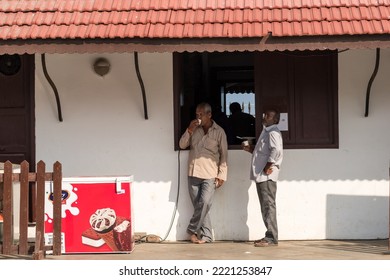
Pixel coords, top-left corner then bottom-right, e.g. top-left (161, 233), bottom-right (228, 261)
top-left (250, 124), bottom-right (283, 183)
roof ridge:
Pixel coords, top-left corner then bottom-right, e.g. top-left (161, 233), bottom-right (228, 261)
top-left (2, 7), bottom-right (390, 27)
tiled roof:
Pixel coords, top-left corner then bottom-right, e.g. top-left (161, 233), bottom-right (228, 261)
top-left (1, 0), bottom-right (390, 40)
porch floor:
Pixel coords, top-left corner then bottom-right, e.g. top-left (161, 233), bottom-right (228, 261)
top-left (2, 239), bottom-right (388, 260)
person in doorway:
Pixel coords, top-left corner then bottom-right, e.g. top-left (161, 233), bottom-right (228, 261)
top-left (242, 109), bottom-right (283, 247)
top-left (211, 103), bottom-right (231, 143)
top-left (228, 102), bottom-right (255, 145)
top-left (179, 102), bottom-right (228, 244)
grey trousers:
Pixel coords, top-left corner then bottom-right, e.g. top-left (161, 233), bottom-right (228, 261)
top-left (187, 176), bottom-right (216, 242)
top-left (256, 180), bottom-right (278, 244)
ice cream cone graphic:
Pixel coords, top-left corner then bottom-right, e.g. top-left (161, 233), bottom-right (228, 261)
top-left (113, 216), bottom-right (132, 251)
top-left (89, 208), bottom-right (119, 251)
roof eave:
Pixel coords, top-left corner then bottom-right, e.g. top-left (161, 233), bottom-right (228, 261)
top-left (1, 35), bottom-right (390, 55)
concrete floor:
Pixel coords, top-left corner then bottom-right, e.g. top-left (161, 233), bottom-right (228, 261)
top-left (36, 239), bottom-right (390, 260)
top-left (1, 239), bottom-right (390, 260)
top-left (2, 240), bottom-right (389, 280)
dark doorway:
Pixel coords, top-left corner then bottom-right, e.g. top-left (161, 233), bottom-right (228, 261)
top-left (0, 54), bottom-right (35, 168)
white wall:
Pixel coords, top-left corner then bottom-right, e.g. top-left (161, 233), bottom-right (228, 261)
top-left (35, 50), bottom-right (390, 241)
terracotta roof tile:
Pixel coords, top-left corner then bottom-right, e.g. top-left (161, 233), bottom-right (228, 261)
top-left (351, 20), bottom-right (362, 33)
top-left (1, 0), bottom-right (390, 40)
top-left (214, 8), bottom-right (224, 22)
top-left (379, 5), bottom-right (390, 18)
top-left (194, 10), bottom-right (205, 24)
top-left (213, 23), bottom-right (224, 36)
top-left (204, 9), bottom-right (214, 23)
top-left (382, 20), bottom-right (390, 32)
top-left (2, 25), bottom-right (10, 39)
top-left (114, 24), bottom-right (125, 38)
top-left (172, 23), bottom-right (184, 37)
top-left (370, 6), bottom-right (382, 20)
top-left (172, 10), bottom-right (186, 24)
top-left (165, 23), bottom-right (174, 37)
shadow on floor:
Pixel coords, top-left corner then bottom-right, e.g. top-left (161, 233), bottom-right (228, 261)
top-left (302, 239), bottom-right (390, 255)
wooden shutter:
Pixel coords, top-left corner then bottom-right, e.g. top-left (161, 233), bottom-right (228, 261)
top-left (255, 51), bottom-right (338, 148)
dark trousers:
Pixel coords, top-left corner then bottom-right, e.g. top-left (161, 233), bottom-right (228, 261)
top-left (256, 180), bottom-right (278, 243)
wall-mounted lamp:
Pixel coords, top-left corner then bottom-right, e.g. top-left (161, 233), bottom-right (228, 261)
top-left (93, 57), bottom-right (110, 77)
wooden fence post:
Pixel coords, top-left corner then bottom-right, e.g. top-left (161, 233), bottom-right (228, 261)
top-left (18, 161), bottom-right (29, 255)
top-left (2, 161), bottom-right (13, 254)
top-left (33, 161), bottom-right (46, 259)
top-left (52, 161), bottom-right (62, 256)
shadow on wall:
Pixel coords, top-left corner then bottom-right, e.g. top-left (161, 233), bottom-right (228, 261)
top-left (326, 194), bottom-right (389, 239)
top-left (173, 177), bottom-right (252, 241)
top-left (211, 178), bottom-right (251, 241)
top-left (173, 151), bottom-right (251, 241)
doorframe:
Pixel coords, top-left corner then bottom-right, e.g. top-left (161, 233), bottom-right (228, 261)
top-left (24, 54), bottom-right (36, 222)
top-left (25, 54), bottom-right (36, 171)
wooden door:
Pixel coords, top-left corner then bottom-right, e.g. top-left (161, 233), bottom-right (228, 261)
top-left (0, 54), bottom-right (35, 167)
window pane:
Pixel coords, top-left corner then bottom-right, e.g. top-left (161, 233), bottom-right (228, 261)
top-left (225, 90), bottom-right (256, 144)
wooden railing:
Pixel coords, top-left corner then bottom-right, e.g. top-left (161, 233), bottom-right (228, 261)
top-left (0, 160), bottom-right (62, 259)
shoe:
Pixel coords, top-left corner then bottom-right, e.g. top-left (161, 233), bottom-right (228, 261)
top-left (253, 237), bottom-right (266, 244)
top-left (254, 239), bottom-right (278, 247)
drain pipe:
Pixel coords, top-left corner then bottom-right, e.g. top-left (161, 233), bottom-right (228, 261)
top-left (41, 54), bottom-right (63, 122)
top-left (134, 52), bottom-right (148, 120)
top-left (388, 166), bottom-right (390, 253)
top-left (387, 165), bottom-right (390, 254)
top-left (364, 48), bottom-right (380, 117)
top-left (386, 166), bottom-right (390, 255)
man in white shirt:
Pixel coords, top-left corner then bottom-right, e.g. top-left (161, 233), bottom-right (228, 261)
top-left (243, 109), bottom-right (283, 247)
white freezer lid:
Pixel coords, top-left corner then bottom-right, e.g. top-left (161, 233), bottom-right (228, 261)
top-left (62, 176), bottom-right (133, 194)
top-left (62, 175), bottom-right (133, 183)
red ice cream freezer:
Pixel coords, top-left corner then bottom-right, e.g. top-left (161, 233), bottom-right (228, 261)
top-left (44, 176), bottom-right (134, 254)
